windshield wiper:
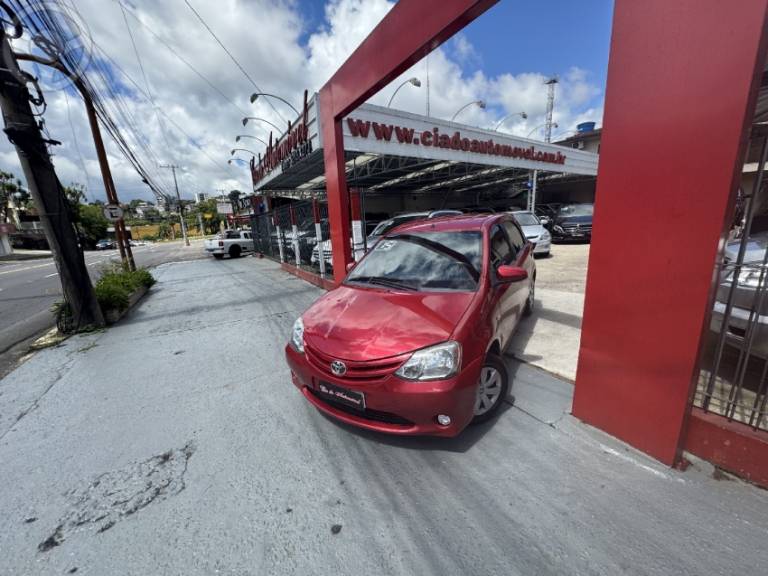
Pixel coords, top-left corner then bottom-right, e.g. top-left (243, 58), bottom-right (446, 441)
top-left (347, 275), bottom-right (417, 291)
top-left (392, 234), bottom-right (480, 282)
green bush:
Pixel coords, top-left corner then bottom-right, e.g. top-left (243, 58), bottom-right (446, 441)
top-left (94, 267), bottom-right (156, 312)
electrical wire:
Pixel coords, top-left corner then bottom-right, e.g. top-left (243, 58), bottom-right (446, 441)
top-left (182, 0), bottom-right (286, 123)
top-left (63, 87), bottom-right (94, 201)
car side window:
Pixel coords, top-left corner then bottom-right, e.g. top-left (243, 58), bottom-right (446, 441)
top-left (502, 221), bottom-right (525, 255)
top-left (489, 225), bottom-right (513, 269)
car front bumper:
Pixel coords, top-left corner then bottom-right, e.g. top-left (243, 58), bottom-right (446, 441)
top-left (285, 344), bottom-right (482, 436)
top-left (533, 239), bottom-right (551, 254)
top-left (711, 301), bottom-right (768, 357)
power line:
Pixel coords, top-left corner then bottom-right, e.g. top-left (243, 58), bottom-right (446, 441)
top-left (118, 0), bottom-right (174, 158)
top-left (114, 0), bottom-right (249, 119)
top-left (63, 88), bottom-right (94, 202)
top-left (181, 0), bottom-right (286, 123)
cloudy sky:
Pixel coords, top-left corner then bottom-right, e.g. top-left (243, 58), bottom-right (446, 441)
top-left (0, 0), bottom-right (613, 203)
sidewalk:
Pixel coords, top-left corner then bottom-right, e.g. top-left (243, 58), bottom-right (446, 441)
top-left (0, 257), bottom-right (766, 576)
top-left (0, 248), bottom-right (52, 262)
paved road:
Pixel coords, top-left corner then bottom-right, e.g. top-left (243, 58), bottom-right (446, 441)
top-left (0, 257), bottom-right (765, 576)
top-left (0, 240), bottom-right (208, 356)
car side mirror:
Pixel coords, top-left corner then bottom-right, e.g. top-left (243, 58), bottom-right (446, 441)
top-left (540, 217), bottom-right (550, 225)
top-left (346, 262), bottom-right (355, 273)
top-left (497, 265), bottom-right (528, 282)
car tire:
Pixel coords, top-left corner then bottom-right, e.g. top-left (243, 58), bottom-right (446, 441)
top-left (471, 355), bottom-right (509, 424)
top-left (229, 245), bottom-right (241, 259)
top-left (523, 276), bottom-right (535, 316)
top-left (213, 254), bottom-right (224, 260)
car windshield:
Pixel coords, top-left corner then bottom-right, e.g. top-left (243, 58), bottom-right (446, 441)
top-left (369, 215), bottom-right (425, 237)
top-left (558, 203), bottom-right (594, 217)
top-left (346, 230), bottom-right (482, 292)
top-left (513, 212), bottom-right (539, 226)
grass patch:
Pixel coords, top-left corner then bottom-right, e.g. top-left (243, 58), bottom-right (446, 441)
top-left (95, 266), bottom-right (156, 313)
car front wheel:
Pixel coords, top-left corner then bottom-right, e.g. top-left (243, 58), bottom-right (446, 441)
top-left (471, 355), bottom-right (509, 424)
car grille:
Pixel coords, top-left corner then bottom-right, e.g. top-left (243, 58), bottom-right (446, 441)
top-left (307, 388), bottom-right (414, 426)
top-left (304, 343), bottom-right (406, 383)
top-left (561, 223), bottom-right (592, 233)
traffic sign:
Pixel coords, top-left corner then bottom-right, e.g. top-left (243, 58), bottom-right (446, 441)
top-left (102, 204), bottom-right (124, 221)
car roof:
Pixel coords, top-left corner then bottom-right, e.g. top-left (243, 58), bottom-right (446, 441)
top-left (388, 213), bottom-right (505, 235)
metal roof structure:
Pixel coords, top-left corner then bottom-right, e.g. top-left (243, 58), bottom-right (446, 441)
top-left (252, 94), bottom-right (599, 199)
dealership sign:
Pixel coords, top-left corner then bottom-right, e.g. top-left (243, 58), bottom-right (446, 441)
top-left (251, 90), bottom-right (313, 185)
top-left (342, 103), bottom-right (598, 176)
top-left (346, 118), bottom-right (567, 165)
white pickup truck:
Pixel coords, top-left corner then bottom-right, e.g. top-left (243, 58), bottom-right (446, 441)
top-left (204, 230), bottom-right (254, 259)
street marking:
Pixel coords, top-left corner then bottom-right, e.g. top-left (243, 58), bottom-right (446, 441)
top-left (0, 261), bottom-right (55, 276)
top-left (88, 260), bottom-right (104, 266)
top-left (44, 272), bottom-right (59, 278)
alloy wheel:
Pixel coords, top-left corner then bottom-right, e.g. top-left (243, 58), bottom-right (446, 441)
top-left (474, 366), bottom-right (503, 415)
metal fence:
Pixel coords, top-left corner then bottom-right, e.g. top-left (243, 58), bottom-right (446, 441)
top-left (250, 199), bottom-right (331, 278)
top-left (695, 130), bottom-right (768, 432)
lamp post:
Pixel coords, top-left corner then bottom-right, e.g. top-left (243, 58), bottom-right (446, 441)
top-left (241, 116), bottom-right (283, 132)
top-left (235, 134), bottom-right (267, 146)
top-left (249, 92), bottom-right (300, 116)
top-left (493, 111), bottom-right (527, 131)
top-left (387, 77), bottom-right (421, 107)
top-left (231, 148), bottom-right (257, 157)
top-left (527, 122), bottom-right (558, 138)
top-left (450, 100), bottom-right (485, 121)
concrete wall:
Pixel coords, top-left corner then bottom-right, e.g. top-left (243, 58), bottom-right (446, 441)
top-left (0, 233), bottom-right (11, 256)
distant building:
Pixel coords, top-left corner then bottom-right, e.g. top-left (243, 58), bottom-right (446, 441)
top-left (194, 192), bottom-right (209, 204)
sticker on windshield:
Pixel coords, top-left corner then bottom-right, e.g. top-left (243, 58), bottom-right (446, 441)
top-left (376, 240), bottom-right (397, 251)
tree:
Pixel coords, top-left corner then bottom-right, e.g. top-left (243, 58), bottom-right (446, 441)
top-left (77, 204), bottom-right (109, 247)
top-left (0, 170), bottom-right (22, 223)
top-left (192, 198), bottom-right (223, 234)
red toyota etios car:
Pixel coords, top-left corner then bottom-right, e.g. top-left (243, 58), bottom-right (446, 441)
top-left (285, 214), bottom-right (535, 436)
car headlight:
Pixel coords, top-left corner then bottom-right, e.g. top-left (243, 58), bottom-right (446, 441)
top-left (291, 317), bottom-right (305, 353)
top-left (541, 230), bottom-right (551, 240)
top-left (395, 341), bottom-right (461, 381)
top-left (554, 225), bottom-right (564, 233)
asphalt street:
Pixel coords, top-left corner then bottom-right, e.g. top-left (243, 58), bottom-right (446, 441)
top-left (0, 257), bottom-right (765, 576)
top-left (0, 239), bottom-right (207, 357)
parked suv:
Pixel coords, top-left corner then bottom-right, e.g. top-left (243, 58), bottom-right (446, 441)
top-left (551, 203), bottom-right (593, 242)
top-left (285, 214), bottom-right (535, 436)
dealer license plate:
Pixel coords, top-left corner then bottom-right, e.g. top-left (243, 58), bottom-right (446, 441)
top-left (316, 381), bottom-right (365, 411)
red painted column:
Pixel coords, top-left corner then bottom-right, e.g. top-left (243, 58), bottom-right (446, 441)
top-left (573, 0), bottom-right (768, 465)
top-left (318, 0), bottom-right (499, 284)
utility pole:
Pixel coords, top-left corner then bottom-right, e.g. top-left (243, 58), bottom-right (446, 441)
top-left (160, 164), bottom-right (189, 246)
top-left (13, 56), bottom-right (135, 271)
top-left (0, 27), bottom-right (104, 327)
top-left (544, 77), bottom-right (558, 143)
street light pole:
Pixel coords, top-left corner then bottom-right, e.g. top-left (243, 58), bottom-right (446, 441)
top-left (235, 134), bottom-right (267, 146)
top-left (387, 77), bottom-right (421, 107)
top-left (450, 100), bottom-right (486, 121)
top-left (160, 164), bottom-right (189, 247)
top-left (242, 117), bottom-right (282, 132)
top-left (493, 111), bottom-right (528, 131)
top-left (249, 93), bottom-right (300, 117)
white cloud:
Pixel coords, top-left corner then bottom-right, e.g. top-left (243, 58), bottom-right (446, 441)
top-left (0, 0), bottom-right (603, 203)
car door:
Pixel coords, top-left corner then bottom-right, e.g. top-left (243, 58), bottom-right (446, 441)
top-left (502, 219), bottom-right (532, 321)
top-left (488, 224), bottom-right (518, 347)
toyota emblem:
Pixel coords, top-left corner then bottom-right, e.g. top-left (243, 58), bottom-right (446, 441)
top-left (330, 360), bottom-right (347, 376)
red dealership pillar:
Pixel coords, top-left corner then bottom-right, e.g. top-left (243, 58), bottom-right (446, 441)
top-left (318, 0), bottom-right (499, 284)
top-left (573, 0), bottom-right (768, 465)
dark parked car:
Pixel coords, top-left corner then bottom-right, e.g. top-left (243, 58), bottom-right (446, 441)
top-left (95, 239), bottom-right (116, 250)
top-left (286, 213), bottom-right (535, 436)
top-left (551, 203), bottom-right (593, 242)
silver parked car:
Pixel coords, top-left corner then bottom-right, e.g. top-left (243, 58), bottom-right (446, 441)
top-left (711, 231), bottom-right (768, 357)
top-left (511, 210), bottom-right (551, 256)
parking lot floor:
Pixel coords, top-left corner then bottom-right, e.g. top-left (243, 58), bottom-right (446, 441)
top-left (508, 244), bottom-right (589, 381)
top-left (1, 256), bottom-right (766, 576)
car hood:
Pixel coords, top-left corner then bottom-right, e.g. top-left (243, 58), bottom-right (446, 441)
top-left (724, 232), bottom-right (768, 263)
top-left (520, 224), bottom-right (547, 238)
top-left (302, 285), bottom-right (475, 361)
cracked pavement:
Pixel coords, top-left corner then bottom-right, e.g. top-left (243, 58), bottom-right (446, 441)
top-left (0, 257), bottom-right (767, 576)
